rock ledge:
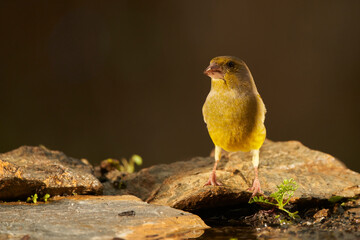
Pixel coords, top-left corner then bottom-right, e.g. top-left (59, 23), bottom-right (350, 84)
top-left (110, 140), bottom-right (360, 211)
top-left (0, 146), bottom-right (103, 200)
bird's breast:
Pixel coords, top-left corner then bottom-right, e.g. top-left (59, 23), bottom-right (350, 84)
top-left (202, 89), bottom-right (265, 152)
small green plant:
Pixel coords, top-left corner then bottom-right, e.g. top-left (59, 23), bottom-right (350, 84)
top-left (26, 194), bottom-right (38, 203)
top-left (26, 193), bottom-right (51, 203)
top-left (41, 194), bottom-right (51, 202)
top-left (120, 154), bottom-right (143, 173)
top-left (106, 154), bottom-right (143, 173)
top-left (249, 178), bottom-right (300, 219)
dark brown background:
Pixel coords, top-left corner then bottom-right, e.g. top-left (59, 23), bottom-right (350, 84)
top-left (1, 1), bottom-right (359, 171)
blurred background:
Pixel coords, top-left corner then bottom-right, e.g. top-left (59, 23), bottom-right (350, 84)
top-left (0, 1), bottom-right (359, 171)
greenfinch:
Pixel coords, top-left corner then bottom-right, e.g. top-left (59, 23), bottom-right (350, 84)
top-left (202, 56), bottom-right (266, 196)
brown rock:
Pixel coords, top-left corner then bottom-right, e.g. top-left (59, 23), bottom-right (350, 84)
top-left (111, 140), bottom-right (360, 211)
top-left (342, 198), bottom-right (360, 208)
top-left (313, 209), bottom-right (329, 219)
top-left (0, 195), bottom-right (208, 239)
top-left (313, 209), bottom-right (329, 223)
top-left (0, 146), bottom-right (103, 200)
top-left (99, 158), bottom-right (121, 174)
top-left (332, 203), bottom-right (345, 215)
top-left (346, 207), bottom-right (360, 219)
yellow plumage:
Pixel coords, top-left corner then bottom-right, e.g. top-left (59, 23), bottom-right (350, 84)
top-left (202, 57), bottom-right (266, 152)
top-left (202, 56), bottom-right (266, 195)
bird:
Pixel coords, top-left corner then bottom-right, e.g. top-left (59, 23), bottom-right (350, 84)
top-left (202, 56), bottom-right (266, 197)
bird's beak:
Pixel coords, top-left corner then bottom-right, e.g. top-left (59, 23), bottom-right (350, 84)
top-left (204, 62), bottom-right (224, 79)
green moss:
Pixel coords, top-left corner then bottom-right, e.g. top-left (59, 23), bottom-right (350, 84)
top-left (328, 196), bottom-right (343, 203)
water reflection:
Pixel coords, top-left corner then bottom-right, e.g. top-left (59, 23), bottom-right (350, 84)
top-left (197, 227), bottom-right (257, 240)
top-left (195, 226), bottom-right (359, 240)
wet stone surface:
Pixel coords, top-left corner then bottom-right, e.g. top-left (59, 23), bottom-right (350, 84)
top-left (0, 195), bottom-right (208, 240)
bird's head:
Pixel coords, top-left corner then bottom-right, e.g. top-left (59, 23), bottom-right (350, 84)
top-left (204, 56), bottom-right (252, 88)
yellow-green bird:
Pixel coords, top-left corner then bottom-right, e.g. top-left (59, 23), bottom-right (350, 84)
top-left (202, 56), bottom-right (266, 196)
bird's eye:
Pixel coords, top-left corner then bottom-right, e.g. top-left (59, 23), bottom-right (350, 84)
top-left (227, 61), bottom-right (235, 68)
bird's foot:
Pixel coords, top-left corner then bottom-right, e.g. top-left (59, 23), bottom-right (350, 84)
top-left (248, 178), bottom-right (263, 197)
top-left (204, 171), bottom-right (222, 186)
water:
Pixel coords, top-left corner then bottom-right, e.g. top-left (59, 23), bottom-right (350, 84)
top-left (197, 226), bottom-right (258, 239)
top-left (194, 225), bottom-right (360, 240)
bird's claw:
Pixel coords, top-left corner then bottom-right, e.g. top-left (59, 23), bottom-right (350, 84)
top-left (248, 178), bottom-right (263, 197)
top-left (204, 172), bottom-right (222, 186)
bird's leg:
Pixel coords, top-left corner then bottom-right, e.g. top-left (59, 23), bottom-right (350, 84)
top-left (204, 145), bottom-right (222, 186)
top-left (248, 149), bottom-right (263, 196)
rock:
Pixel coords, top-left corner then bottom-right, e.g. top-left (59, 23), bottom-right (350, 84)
top-left (313, 209), bottom-right (329, 223)
top-left (332, 203), bottom-right (345, 215)
top-left (342, 198), bottom-right (360, 208)
top-left (313, 209), bottom-right (329, 219)
top-left (0, 146), bottom-right (103, 200)
top-left (100, 158), bottom-right (122, 173)
top-left (0, 195), bottom-right (208, 239)
top-left (346, 207), bottom-right (360, 219)
top-left (104, 169), bottom-right (127, 186)
top-left (110, 140), bottom-right (360, 211)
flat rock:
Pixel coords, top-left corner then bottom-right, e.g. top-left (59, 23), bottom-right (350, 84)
top-left (0, 146), bottom-right (103, 200)
top-left (112, 140), bottom-right (360, 211)
top-left (0, 195), bottom-right (208, 239)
